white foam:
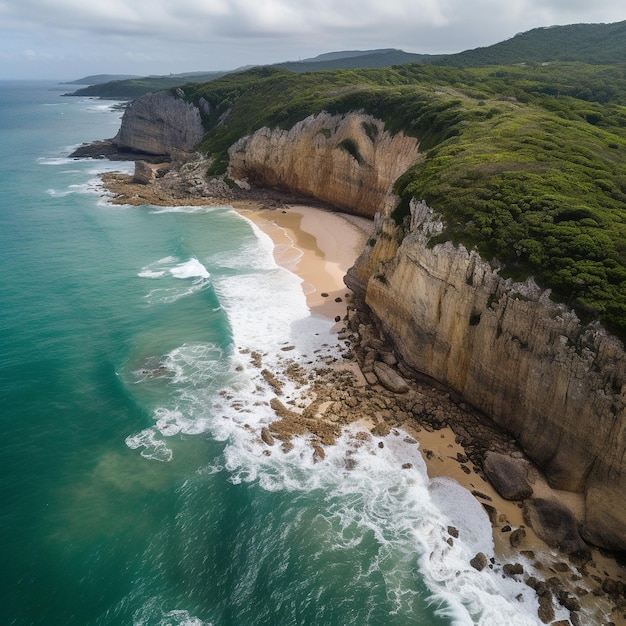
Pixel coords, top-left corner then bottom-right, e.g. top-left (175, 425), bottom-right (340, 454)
top-left (133, 597), bottom-right (212, 626)
top-left (125, 429), bottom-right (173, 463)
top-left (138, 270), bottom-right (166, 279)
top-left (150, 205), bottom-right (228, 215)
top-left (169, 258), bottom-right (210, 280)
top-left (123, 208), bottom-right (549, 623)
top-left (137, 257), bottom-right (211, 304)
top-left (46, 188), bottom-right (74, 197)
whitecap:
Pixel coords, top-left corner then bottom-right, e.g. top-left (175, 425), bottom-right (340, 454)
top-left (169, 258), bottom-right (210, 280)
top-left (46, 188), bottom-right (74, 197)
top-left (150, 205), bottom-right (227, 215)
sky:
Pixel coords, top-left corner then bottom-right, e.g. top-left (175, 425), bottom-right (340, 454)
top-left (1, 0), bottom-right (626, 80)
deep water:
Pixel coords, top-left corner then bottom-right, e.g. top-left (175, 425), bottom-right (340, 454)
top-left (0, 81), bottom-right (545, 625)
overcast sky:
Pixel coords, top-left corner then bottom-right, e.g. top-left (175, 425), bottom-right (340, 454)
top-left (1, 0), bottom-right (625, 80)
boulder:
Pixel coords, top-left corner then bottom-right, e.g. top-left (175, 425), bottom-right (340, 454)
top-left (523, 498), bottom-right (590, 559)
top-left (372, 361), bottom-right (409, 393)
top-left (483, 451), bottom-right (533, 501)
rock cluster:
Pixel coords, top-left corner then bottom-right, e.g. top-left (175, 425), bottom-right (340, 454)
top-left (252, 303), bottom-right (626, 625)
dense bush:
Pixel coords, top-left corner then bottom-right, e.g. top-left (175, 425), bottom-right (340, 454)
top-left (183, 61), bottom-right (626, 340)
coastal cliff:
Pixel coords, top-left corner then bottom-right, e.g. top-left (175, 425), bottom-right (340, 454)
top-left (346, 201), bottom-right (626, 551)
top-left (227, 112), bottom-right (420, 217)
top-left (101, 88), bottom-right (626, 552)
top-left (113, 90), bottom-right (204, 156)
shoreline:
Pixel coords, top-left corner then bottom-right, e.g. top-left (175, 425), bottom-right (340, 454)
top-left (98, 168), bottom-right (626, 624)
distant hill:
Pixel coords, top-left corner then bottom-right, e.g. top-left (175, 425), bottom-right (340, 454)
top-left (430, 20), bottom-right (626, 66)
top-left (65, 72), bottom-right (229, 98)
top-left (63, 74), bottom-right (140, 85)
top-left (276, 49), bottom-right (432, 72)
top-left (65, 20), bottom-right (626, 99)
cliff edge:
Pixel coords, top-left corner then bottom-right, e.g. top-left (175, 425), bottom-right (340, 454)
top-left (346, 201), bottom-right (626, 551)
top-left (227, 112), bottom-right (420, 217)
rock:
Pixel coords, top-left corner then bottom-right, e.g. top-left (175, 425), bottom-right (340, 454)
top-left (370, 421), bottom-right (391, 437)
top-left (483, 451), bottom-right (533, 501)
top-left (312, 440), bottom-right (325, 463)
top-left (503, 563), bottom-right (524, 577)
top-left (470, 552), bottom-right (488, 571)
top-left (448, 526), bottom-right (459, 538)
top-left (372, 361), bottom-right (409, 393)
top-left (481, 503), bottom-right (498, 525)
top-left (364, 371), bottom-right (378, 386)
top-left (380, 351), bottom-right (397, 366)
top-left (133, 160), bottom-right (170, 184)
top-left (537, 594), bottom-right (555, 624)
top-left (261, 428), bottom-right (275, 446)
top-left (510, 527), bottom-right (526, 548)
top-left (523, 498), bottom-right (590, 557)
top-left (557, 590), bottom-right (581, 612)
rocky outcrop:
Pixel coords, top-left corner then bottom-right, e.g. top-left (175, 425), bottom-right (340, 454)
top-left (227, 112), bottom-right (421, 217)
top-left (113, 91), bottom-right (204, 156)
top-left (346, 200), bottom-right (626, 551)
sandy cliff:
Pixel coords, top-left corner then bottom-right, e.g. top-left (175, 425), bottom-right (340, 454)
top-left (227, 112), bottom-right (420, 217)
top-left (346, 200), bottom-right (626, 551)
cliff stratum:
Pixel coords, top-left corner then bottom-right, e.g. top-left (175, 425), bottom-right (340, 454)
top-left (346, 203), bottom-right (626, 552)
top-left (101, 61), bottom-right (626, 551)
top-left (227, 112), bottom-right (420, 217)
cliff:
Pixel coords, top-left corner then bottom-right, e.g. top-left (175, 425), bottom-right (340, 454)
top-left (112, 90), bottom-right (204, 156)
top-left (346, 201), bottom-right (626, 551)
top-left (101, 89), bottom-right (626, 551)
top-left (227, 112), bottom-right (420, 217)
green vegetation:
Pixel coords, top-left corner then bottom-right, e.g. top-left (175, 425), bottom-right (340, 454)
top-left (430, 20), bottom-right (626, 67)
top-left (182, 59), bottom-right (626, 339)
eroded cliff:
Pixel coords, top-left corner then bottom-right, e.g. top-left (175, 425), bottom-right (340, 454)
top-left (104, 91), bottom-right (626, 551)
top-left (227, 112), bottom-right (421, 217)
top-left (113, 90), bottom-right (204, 156)
top-left (346, 201), bottom-right (626, 551)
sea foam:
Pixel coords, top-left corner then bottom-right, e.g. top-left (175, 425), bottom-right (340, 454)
top-left (124, 207), bottom-right (551, 624)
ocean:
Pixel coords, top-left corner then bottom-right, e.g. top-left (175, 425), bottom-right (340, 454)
top-left (0, 81), bottom-right (547, 625)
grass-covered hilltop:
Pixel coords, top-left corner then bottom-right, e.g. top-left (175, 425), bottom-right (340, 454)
top-left (163, 21), bottom-right (626, 342)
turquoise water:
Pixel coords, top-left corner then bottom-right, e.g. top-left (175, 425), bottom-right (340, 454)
top-left (0, 82), bottom-right (544, 625)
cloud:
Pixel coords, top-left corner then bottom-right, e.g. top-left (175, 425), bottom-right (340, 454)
top-left (0, 0), bottom-right (625, 78)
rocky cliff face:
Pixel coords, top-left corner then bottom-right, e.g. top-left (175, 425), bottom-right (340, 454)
top-left (113, 90), bottom-right (204, 156)
top-left (227, 112), bottom-right (420, 217)
top-left (346, 201), bottom-right (626, 551)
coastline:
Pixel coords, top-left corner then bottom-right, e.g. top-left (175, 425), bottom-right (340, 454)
top-left (98, 169), bottom-right (626, 624)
